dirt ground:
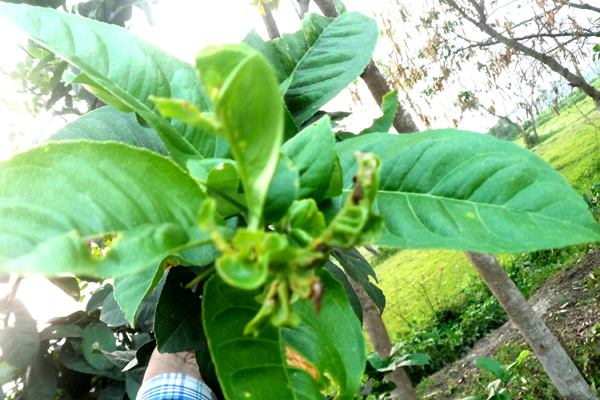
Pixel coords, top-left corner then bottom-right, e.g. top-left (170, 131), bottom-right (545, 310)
top-left (419, 248), bottom-right (600, 399)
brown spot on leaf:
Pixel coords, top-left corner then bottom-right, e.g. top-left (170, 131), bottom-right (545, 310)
top-left (285, 347), bottom-right (318, 380)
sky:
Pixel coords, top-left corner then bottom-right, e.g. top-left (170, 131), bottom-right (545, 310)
top-left (0, 0), bottom-right (494, 324)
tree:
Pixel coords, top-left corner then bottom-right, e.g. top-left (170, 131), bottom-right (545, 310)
top-left (443, 0), bottom-right (600, 112)
top-left (0, 4), bottom-right (599, 400)
top-left (374, 0), bottom-right (600, 129)
top-left (311, 0), bottom-right (419, 134)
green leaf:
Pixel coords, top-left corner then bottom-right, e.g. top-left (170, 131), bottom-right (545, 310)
top-left (331, 246), bottom-right (385, 314)
top-left (476, 358), bottom-right (509, 382)
top-left (59, 340), bottom-right (125, 380)
top-left (0, 141), bottom-right (211, 278)
top-left (154, 267), bottom-right (205, 353)
top-left (86, 285), bottom-right (113, 314)
top-left (48, 106), bottom-right (168, 156)
top-left (100, 292), bottom-right (128, 327)
top-left (282, 116), bottom-right (336, 202)
top-left (47, 276), bottom-right (81, 300)
top-left (244, 12), bottom-right (377, 125)
top-left (242, 29), bottom-right (289, 83)
top-left (98, 381), bottom-right (127, 400)
top-left (123, 340), bottom-right (155, 372)
top-left (507, 350), bottom-right (530, 371)
top-left (195, 346), bottom-right (224, 400)
top-left (264, 153), bottom-right (299, 223)
top-left (126, 376), bottom-right (141, 400)
top-left (335, 0), bottom-right (347, 13)
top-left (113, 259), bottom-right (165, 326)
top-left (323, 155), bottom-right (343, 200)
top-left (324, 261), bottom-right (362, 323)
top-left (188, 158), bottom-right (247, 218)
top-left (25, 352), bottom-right (57, 400)
top-left (377, 353), bottom-right (429, 372)
top-left (360, 90), bottom-right (398, 134)
top-left (100, 350), bottom-right (136, 370)
top-left (0, 362), bottom-right (17, 385)
top-left (337, 131), bottom-right (600, 253)
top-left (196, 45), bottom-right (283, 229)
top-left (40, 324), bottom-right (84, 341)
top-left (82, 323), bottom-right (118, 371)
top-left (0, 299), bottom-right (39, 368)
top-left (181, 244), bottom-right (220, 267)
top-left (282, 269), bottom-right (365, 400)
top-left (134, 277), bottom-right (165, 333)
top-left (203, 275), bottom-right (319, 400)
top-left (203, 269), bottom-right (365, 400)
top-left (0, 4), bottom-right (216, 166)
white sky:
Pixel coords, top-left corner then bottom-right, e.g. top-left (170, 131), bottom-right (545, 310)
top-left (0, 0), bottom-right (492, 324)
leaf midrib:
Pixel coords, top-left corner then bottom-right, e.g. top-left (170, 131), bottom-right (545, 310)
top-left (344, 188), bottom-right (597, 235)
top-left (24, 14), bottom-right (201, 163)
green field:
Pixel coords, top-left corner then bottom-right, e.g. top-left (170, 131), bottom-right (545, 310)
top-left (376, 91), bottom-right (600, 339)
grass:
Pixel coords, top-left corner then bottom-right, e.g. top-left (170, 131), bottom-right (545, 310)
top-left (374, 88), bottom-right (600, 340)
top-left (375, 249), bottom-right (475, 337)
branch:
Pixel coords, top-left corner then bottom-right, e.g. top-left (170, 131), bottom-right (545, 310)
top-left (297, 0), bottom-right (310, 19)
top-left (443, 0), bottom-right (600, 105)
top-left (312, 0), bottom-right (338, 17)
top-left (261, 5), bottom-right (281, 39)
top-left (564, 1), bottom-right (600, 14)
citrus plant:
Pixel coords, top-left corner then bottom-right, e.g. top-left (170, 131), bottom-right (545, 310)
top-left (0, 3), bottom-right (599, 400)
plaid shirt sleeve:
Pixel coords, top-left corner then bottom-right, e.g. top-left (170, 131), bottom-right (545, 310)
top-left (136, 373), bottom-right (218, 400)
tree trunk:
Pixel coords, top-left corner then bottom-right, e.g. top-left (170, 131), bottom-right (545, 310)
top-left (524, 107), bottom-right (539, 148)
top-left (261, 5), bottom-right (281, 40)
top-left (311, 0), bottom-right (419, 133)
top-left (444, 0), bottom-right (600, 114)
top-left (347, 276), bottom-right (419, 400)
top-left (465, 252), bottom-right (597, 400)
top-left (360, 61), bottom-right (419, 133)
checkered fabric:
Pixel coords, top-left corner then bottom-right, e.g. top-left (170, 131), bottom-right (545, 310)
top-left (136, 373), bottom-right (218, 400)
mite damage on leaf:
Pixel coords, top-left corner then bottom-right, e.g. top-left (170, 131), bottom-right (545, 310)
top-left (285, 346), bottom-right (318, 380)
top-left (201, 152), bottom-right (384, 336)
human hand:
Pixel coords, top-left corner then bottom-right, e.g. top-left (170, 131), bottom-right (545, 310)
top-left (142, 348), bottom-right (202, 384)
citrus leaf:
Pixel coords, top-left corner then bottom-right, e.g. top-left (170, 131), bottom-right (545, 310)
top-left (82, 323), bottom-right (117, 371)
top-left (0, 299), bottom-right (39, 368)
top-left (48, 106), bottom-right (168, 156)
top-left (113, 259), bottom-right (165, 326)
top-left (245, 12), bottom-right (378, 126)
top-left (196, 45), bottom-right (283, 229)
top-left (47, 276), bottom-right (81, 300)
top-left (0, 141), bottom-right (210, 278)
top-left (100, 292), bottom-right (128, 327)
top-left (154, 268), bottom-right (205, 353)
top-left (0, 4), bottom-right (216, 166)
top-left (337, 131), bottom-right (600, 253)
top-left (324, 261), bottom-right (362, 323)
top-left (98, 381), bottom-right (126, 400)
top-left (264, 153), bottom-right (299, 223)
top-left (59, 341), bottom-right (124, 381)
top-left (360, 90), bottom-right (398, 135)
top-left (330, 246), bottom-right (385, 314)
top-left (203, 269), bottom-right (364, 400)
top-left (282, 116), bottom-right (336, 202)
top-left (40, 324), bottom-right (84, 341)
top-left (25, 352), bottom-right (57, 400)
